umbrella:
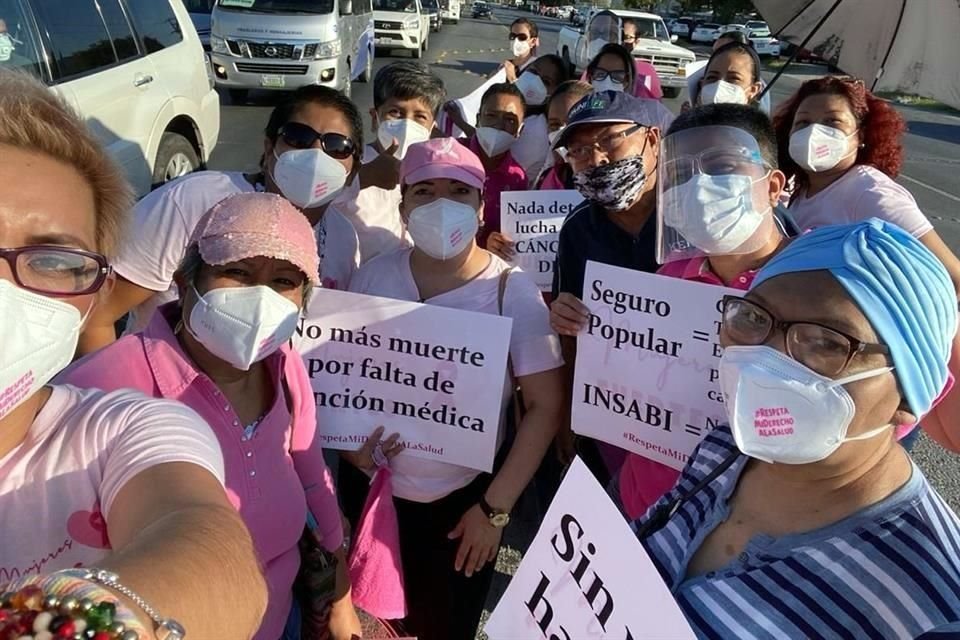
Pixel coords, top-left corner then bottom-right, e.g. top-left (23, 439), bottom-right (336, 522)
top-left (753, 0), bottom-right (960, 109)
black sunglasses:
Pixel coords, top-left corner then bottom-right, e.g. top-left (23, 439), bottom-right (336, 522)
top-left (278, 122), bottom-right (357, 160)
top-left (508, 32), bottom-right (530, 41)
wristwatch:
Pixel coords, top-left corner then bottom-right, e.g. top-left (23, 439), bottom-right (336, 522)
top-left (478, 495), bottom-right (511, 528)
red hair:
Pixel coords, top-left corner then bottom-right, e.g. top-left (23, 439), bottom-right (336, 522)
top-left (772, 76), bottom-right (906, 191)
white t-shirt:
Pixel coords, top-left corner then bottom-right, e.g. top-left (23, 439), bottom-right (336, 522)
top-left (117, 171), bottom-right (255, 332)
top-left (0, 386), bottom-right (224, 581)
top-left (332, 145), bottom-right (410, 264)
top-left (348, 249), bottom-right (563, 502)
top-left (788, 165), bottom-right (933, 238)
top-left (116, 171), bottom-right (359, 332)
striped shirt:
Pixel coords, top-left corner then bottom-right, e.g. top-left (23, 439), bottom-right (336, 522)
top-left (634, 426), bottom-right (960, 639)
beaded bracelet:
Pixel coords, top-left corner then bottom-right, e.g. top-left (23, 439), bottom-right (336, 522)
top-left (0, 578), bottom-right (146, 640)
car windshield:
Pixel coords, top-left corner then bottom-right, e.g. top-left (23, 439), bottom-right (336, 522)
top-left (374, 0), bottom-right (417, 11)
top-left (423, 0), bottom-right (437, 8)
top-left (217, 0), bottom-right (334, 14)
top-left (746, 21), bottom-right (768, 30)
top-left (701, 23), bottom-right (720, 29)
top-left (184, 0), bottom-right (215, 11)
top-left (631, 17), bottom-right (669, 42)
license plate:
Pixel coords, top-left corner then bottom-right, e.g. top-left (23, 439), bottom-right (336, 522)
top-left (260, 74), bottom-right (285, 88)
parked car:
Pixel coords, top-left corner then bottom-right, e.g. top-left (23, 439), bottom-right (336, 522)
top-left (671, 16), bottom-right (695, 39)
top-left (557, 10), bottom-right (695, 99)
top-left (374, 0), bottom-right (430, 57)
top-left (472, 1), bottom-right (491, 18)
top-left (211, 0), bottom-right (375, 101)
top-left (423, 0), bottom-right (442, 31)
top-left (780, 42), bottom-right (839, 71)
top-left (5, 0), bottom-right (220, 196)
top-left (719, 23), bottom-right (747, 35)
top-left (691, 22), bottom-right (721, 43)
top-left (441, 0), bottom-right (461, 24)
top-left (745, 20), bottom-right (771, 37)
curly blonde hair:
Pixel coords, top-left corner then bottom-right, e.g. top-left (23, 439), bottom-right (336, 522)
top-left (0, 69), bottom-right (132, 258)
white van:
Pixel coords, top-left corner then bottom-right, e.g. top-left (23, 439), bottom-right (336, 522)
top-left (373, 0), bottom-right (430, 58)
top-left (209, 0), bottom-right (375, 103)
top-left (440, 0), bottom-right (460, 24)
top-left (1, 0), bottom-right (220, 196)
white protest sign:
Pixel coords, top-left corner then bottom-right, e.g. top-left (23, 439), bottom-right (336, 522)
top-left (485, 457), bottom-right (695, 640)
top-left (501, 190), bottom-right (583, 291)
top-left (572, 261), bottom-right (738, 470)
top-left (438, 68), bottom-right (507, 138)
top-left (292, 289), bottom-right (511, 472)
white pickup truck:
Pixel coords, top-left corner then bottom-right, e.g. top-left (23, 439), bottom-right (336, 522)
top-left (557, 10), bottom-right (696, 98)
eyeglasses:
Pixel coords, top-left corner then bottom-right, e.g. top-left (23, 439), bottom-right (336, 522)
top-left (564, 124), bottom-right (643, 163)
top-left (589, 68), bottom-right (628, 84)
top-left (720, 296), bottom-right (890, 377)
top-left (661, 146), bottom-right (768, 190)
top-left (278, 122), bottom-right (357, 160)
top-left (508, 32), bottom-right (530, 41)
top-left (621, 33), bottom-right (636, 42)
top-left (0, 246), bottom-right (111, 297)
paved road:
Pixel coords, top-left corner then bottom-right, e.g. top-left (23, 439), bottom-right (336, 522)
top-left (208, 6), bottom-right (959, 514)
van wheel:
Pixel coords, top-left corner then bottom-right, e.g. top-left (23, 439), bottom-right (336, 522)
top-left (228, 89), bottom-right (248, 104)
top-left (662, 87), bottom-right (681, 99)
top-left (152, 132), bottom-right (199, 189)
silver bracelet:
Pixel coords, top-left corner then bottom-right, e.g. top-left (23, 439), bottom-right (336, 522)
top-left (55, 568), bottom-right (186, 640)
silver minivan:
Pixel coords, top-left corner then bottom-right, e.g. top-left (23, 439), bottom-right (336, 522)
top-left (209, 0), bottom-right (374, 103)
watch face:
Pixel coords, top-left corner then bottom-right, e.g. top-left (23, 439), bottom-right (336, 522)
top-left (491, 513), bottom-right (511, 528)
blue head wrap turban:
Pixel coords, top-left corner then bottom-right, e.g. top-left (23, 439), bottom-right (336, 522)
top-left (751, 218), bottom-right (957, 418)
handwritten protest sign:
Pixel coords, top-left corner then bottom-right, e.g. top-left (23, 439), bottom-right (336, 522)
top-left (501, 190), bottom-right (584, 291)
top-left (485, 457), bottom-right (695, 640)
top-left (292, 290), bottom-right (511, 472)
top-left (572, 261), bottom-right (738, 470)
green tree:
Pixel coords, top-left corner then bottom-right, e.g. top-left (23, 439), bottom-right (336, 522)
top-left (711, 0), bottom-right (755, 23)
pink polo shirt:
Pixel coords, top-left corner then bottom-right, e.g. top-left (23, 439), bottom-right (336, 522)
top-left (60, 304), bottom-right (343, 640)
top-left (619, 257), bottom-right (758, 521)
top-left (465, 136), bottom-right (527, 249)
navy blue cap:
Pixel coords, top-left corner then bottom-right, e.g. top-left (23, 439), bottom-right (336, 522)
top-left (554, 90), bottom-right (659, 149)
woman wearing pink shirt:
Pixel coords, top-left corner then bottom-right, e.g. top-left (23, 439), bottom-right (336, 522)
top-left (0, 70), bottom-right (266, 639)
top-left (62, 193), bottom-right (360, 640)
top-left (341, 138), bottom-right (565, 640)
top-left (618, 105), bottom-right (790, 520)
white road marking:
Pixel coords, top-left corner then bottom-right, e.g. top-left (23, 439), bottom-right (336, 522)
top-left (900, 173), bottom-right (960, 203)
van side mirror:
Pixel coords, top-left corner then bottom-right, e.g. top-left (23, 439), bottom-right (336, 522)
top-left (671, 34), bottom-right (678, 43)
top-left (341, 0), bottom-right (353, 14)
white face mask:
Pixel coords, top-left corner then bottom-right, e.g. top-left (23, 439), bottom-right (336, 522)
top-left (377, 118), bottom-right (432, 160)
top-left (187, 285), bottom-right (301, 371)
top-left (475, 126), bottom-right (516, 158)
top-left (0, 280), bottom-right (86, 421)
top-left (662, 174), bottom-right (768, 254)
top-left (592, 78), bottom-right (625, 94)
top-left (514, 72), bottom-right (548, 106)
top-left (788, 124), bottom-right (858, 173)
top-left (407, 198), bottom-right (479, 260)
top-left (272, 148), bottom-right (348, 209)
top-left (511, 37), bottom-right (531, 58)
top-left (699, 79), bottom-right (749, 105)
top-left (547, 128), bottom-right (568, 160)
top-left (720, 345), bottom-right (894, 465)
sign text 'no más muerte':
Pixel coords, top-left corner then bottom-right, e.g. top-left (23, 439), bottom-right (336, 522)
top-left (501, 190), bottom-right (584, 291)
top-left (293, 289), bottom-right (512, 472)
top-left (572, 261), bottom-right (738, 470)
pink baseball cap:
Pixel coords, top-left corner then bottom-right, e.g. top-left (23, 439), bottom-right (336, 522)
top-left (400, 138), bottom-right (486, 190)
top-left (190, 192), bottom-right (320, 286)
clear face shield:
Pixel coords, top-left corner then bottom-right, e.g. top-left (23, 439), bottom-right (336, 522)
top-left (585, 11), bottom-right (622, 61)
top-left (657, 126), bottom-right (776, 265)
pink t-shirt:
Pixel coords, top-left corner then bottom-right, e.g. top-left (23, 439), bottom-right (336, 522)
top-left (788, 165), bottom-right (933, 238)
top-left (465, 137), bottom-right (528, 248)
top-left (619, 257), bottom-right (757, 521)
top-left (60, 305), bottom-right (343, 640)
top-left (349, 249), bottom-right (563, 502)
top-left (0, 385), bottom-right (223, 584)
